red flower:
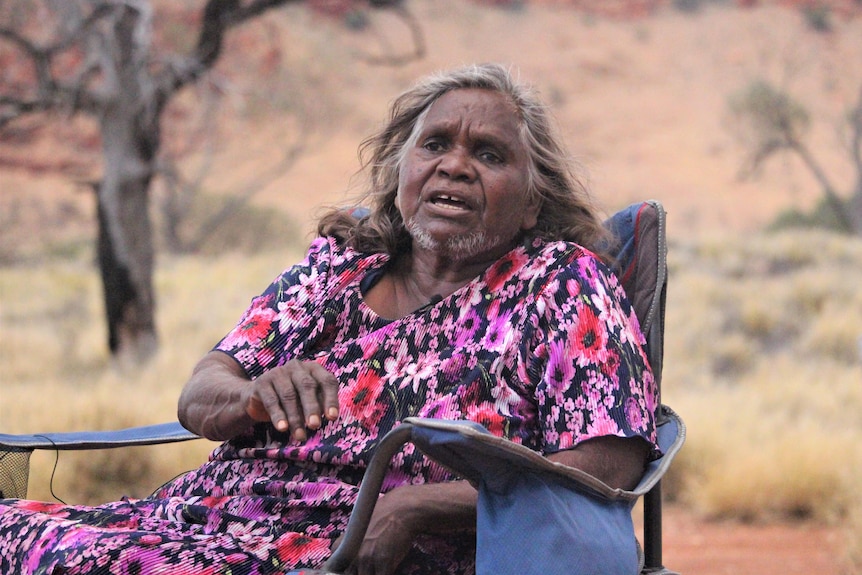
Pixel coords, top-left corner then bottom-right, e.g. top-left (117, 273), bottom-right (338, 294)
top-left (275, 532), bottom-right (331, 565)
top-left (222, 296), bottom-right (279, 349)
top-left (571, 303), bottom-right (609, 367)
top-left (343, 368), bottom-right (385, 427)
top-left (237, 305), bottom-right (277, 344)
top-left (467, 403), bottom-right (505, 436)
top-left (485, 249), bottom-right (529, 292)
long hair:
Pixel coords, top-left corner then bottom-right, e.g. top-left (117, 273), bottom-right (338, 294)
top-left (317, 63), bottom-right (610, 256)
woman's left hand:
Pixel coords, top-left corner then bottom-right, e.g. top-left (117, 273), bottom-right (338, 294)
top-left (343, 481), bottom-right (477, 575)
top-left (344, 485), bottom-right (418, 575)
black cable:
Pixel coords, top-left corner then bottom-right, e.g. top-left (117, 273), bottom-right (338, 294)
top-left (33, 435), bottom-right (68, 505)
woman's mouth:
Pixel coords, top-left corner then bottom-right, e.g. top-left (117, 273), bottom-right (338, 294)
top-left (428, 194), bottom-right (471, 211)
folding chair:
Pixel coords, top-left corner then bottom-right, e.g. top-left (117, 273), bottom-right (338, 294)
top-left (0, 200), bottom-right (684, 575)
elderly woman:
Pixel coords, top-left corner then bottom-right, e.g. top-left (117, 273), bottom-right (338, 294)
top-left (0, 63), bottom-right (658, 575)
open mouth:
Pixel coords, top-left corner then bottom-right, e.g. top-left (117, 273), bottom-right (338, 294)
top-left (428, 194), bottom-right (472, 211)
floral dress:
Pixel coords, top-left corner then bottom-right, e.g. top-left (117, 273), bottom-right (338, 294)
top-left (0, 236), bottom-right (658, 575)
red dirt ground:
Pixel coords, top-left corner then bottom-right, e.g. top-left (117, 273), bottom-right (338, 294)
top-left (659, 505), bottom-right (848, 574)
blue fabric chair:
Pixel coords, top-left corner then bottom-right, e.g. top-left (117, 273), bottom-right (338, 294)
top-left (0, 200), bottom-right (684, 575)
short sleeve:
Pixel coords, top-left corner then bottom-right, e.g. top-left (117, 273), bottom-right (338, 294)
top-left (529, 250), bottom-right (659, 455)
top-left (214, 237), bottom-right (335, 379)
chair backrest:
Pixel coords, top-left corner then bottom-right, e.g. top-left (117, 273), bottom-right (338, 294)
top-left (604, 200), bottom-right (668, 408)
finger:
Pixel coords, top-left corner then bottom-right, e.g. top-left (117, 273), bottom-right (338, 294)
top-left (286, 361), bottom-right (336, 432)
top-left (272, 370), bottom-right (306, 441)
top-left (306, 361), bottom-right (340, 421)
top-left (252, 376), bottom-right (290, 432)
top-left (245, 394), bottom-right (271, 423)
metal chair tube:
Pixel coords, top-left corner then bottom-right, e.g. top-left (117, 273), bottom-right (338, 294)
top-left (322, 423), bottom-right (416, 573)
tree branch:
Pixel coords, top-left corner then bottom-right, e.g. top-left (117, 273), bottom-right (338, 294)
top-left (0, 26), bottom-right (56, 103)
top-left (0, 3), bottom-right (118, 124)
top-left (355, 3), bottom-right (426, 66)
top-left (156, 0), bottom-right (301, 102)
top-left (0, 95), bottom-right (45, 128)
top-left (789, 139), bottom-right (854, 233)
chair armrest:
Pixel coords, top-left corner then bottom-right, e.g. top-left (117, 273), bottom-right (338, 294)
top-left (405, 417), bottom-right (634, 501)
top-left (405, 406), bottom-right (685, 500)
top-left (0, 422), bottom-right (202, 500)
top-left (0, 421), bottom-right (201, 451)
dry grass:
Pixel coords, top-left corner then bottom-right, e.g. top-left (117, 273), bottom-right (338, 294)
top-left (659, 229), bottom-right (862, 571)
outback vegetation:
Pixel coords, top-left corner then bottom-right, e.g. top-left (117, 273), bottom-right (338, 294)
top-left (2, 0), bottom-right (862, 572)
top-left (0, 0), bottom-right (422, 364)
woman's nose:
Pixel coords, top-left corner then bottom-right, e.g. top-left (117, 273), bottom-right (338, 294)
top-left (437, 148), bottom-right (474, 181)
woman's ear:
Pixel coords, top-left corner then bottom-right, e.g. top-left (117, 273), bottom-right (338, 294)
top-left (520, 194), bottom-right (542, 231)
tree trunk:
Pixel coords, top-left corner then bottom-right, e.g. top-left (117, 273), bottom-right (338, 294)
top-left (849, 182), bottom-right (862, 235)
top-left (94, 5), bottom-right (160, 364)
top-left (96, 104), bottom-right (159, 363)
top-left (96, 178), bottom-right (156, 363)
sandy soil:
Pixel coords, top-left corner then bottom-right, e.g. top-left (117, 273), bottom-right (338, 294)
top-left (1, 1), bottom-right (860, 573)
top-left (659, 505), bottom-right (848, 574)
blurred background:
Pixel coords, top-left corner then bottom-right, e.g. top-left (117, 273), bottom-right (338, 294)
top-left (1, 1), bottom-right (861, 573)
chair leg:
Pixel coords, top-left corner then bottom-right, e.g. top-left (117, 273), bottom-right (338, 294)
top-left (643, 483), bottom-right (667, 572)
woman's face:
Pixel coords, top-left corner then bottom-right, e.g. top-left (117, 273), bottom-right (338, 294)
top-left (396, 88), bottom-right (541, 263)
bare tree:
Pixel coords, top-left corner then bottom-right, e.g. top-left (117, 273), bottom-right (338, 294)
top-left (729, 79), bottom-right (862, 235)
top-left (0, 0), bottom-right (421, 364)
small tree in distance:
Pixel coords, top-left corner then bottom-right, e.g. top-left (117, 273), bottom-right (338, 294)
top-left (728, 79), bottom-right (862, 235)
top-left (0, 0), bottom-right (421, 365)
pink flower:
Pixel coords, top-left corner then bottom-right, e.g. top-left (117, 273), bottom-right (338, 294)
top-left (225, 552), bottom-right (248, 564)
top-left (625, 397), bottom-right (646, 432)
top-left (138, 534), bottom-right (162, 546)
top-left (546, 338), bottom-right (575, 391)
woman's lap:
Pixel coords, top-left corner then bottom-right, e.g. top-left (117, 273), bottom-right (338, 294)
top-left (0, 495), bottom-right (338, 574)
top-left (0, 493), bottom-right (475, 575)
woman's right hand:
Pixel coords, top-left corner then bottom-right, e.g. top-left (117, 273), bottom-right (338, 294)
top-left (246, 359), bottom-right (340, 441)
top-left (178, 352), bottom-right (339, 442)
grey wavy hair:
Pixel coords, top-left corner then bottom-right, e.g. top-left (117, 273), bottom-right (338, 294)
top-left (318, 63), bottom-right (609, 256)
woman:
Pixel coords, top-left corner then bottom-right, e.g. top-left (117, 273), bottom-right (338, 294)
top-left (0, 63), bottom-right (659, 575)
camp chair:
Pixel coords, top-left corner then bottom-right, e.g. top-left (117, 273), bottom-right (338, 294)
top-left (0, 199), bottom-right (684, 575)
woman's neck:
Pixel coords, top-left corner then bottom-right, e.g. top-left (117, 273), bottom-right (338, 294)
top-left (363, 252), bottom-right (491, 319)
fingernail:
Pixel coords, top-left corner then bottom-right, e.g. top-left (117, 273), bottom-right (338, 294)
top-left (327, 407), bottom-right (339, 420)
top-left (276, 419), bottom-right (288, 431)
top-left (308, 414), bottom-right (321, 429)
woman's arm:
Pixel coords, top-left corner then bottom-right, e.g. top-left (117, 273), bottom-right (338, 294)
top-left (178, 351), bottom-right (340, 441)
top-left (546, 435), bottom-right (650, 491)
top-left (178, 352), bottom-right (259, 441)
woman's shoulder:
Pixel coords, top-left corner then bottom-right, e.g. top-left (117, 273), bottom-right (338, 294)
top-left (525, 237), bottom-right (607, 271)
top-left (523, 237), bottom-right (621, 294)
top-left (307, 236), bottom-right (389, 271)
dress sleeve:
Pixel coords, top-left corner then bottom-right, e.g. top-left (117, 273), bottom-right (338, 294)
top-left (529, 249), bottom-right (659, 456)
top-left (214, 237), bottom-right (334, 379)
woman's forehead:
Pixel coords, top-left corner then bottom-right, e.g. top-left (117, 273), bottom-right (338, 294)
top-left (422, 89), bottom-right (521, 137)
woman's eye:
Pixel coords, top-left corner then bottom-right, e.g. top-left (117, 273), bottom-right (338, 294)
top-left (479, 150), bottom-right (503, 164)
top-left (423, 140), bottom-right (444, 152)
